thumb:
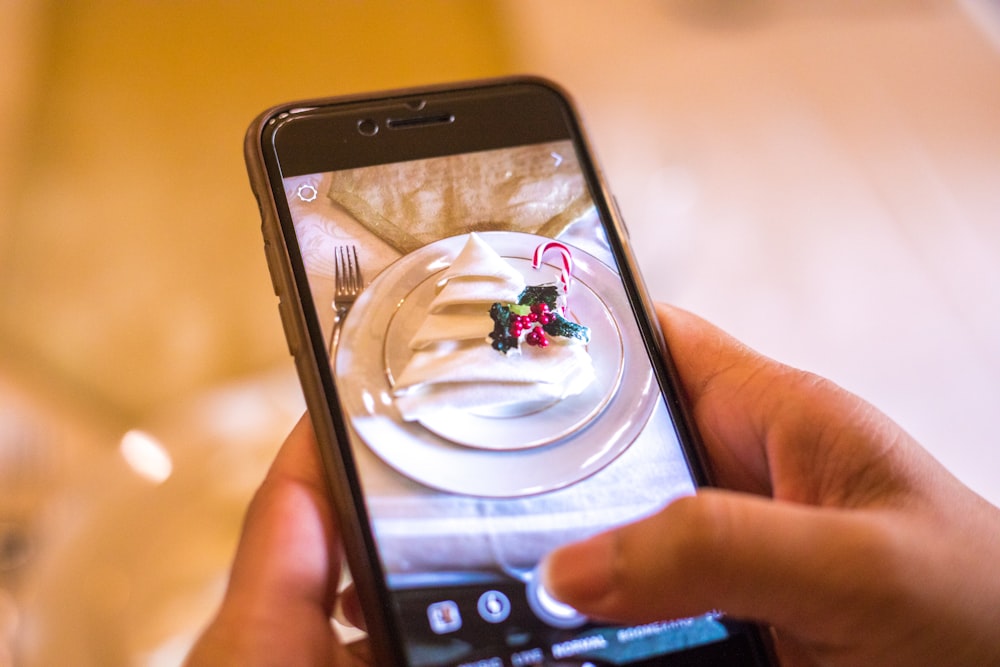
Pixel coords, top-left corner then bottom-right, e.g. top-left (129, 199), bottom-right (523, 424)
top-left (540, 489), bottom-right (892, 636)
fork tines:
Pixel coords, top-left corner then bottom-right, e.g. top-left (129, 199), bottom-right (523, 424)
top-left (336, 245), bottom-right (362, 295)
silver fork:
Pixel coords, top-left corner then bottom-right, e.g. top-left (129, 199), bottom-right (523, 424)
top-left (328, 245), bottom-right (363, 356)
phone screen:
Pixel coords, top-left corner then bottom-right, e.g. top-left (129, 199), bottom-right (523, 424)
top-left (259, 81), bottom-right (772, 666)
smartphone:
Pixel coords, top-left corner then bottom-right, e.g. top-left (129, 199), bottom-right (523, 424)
top-left (245, 77), bottom-right (775, 667)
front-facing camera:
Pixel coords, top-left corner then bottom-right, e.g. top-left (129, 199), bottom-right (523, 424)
top-left (357, 118), bottom-right (379, 136)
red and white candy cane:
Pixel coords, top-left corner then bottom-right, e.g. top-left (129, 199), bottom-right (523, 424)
top-left (532, 241), bottom-right (574, 309)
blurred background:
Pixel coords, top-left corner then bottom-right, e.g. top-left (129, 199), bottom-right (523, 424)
top-left (0, 1), bottom-right (997, 664)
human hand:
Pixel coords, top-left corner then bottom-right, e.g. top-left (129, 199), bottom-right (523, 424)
top-left (185, 415), bottom-right (370, 667)
top-left (542, 305), bottom-right (1000, 666)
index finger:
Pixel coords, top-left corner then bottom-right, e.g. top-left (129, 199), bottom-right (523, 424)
top-left (657, 303), bottom-right (916, 509)
top-left (655, 303), bottom-right (781, 495)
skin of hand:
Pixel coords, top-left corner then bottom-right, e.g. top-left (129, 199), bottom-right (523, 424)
top-left (541, 304), bottom-right (1000, 666)
top-left (184, 415), bottom-right (370, 667)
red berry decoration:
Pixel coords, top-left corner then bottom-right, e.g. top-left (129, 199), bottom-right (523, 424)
top-left (525, 328), bottom-right (549, 347)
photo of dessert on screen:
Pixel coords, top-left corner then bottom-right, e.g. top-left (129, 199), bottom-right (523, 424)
top-left (393, 233), bottom-right (594, 430)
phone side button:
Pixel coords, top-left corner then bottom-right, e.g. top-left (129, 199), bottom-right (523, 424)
top-left (612, 196), bottom-right (631, 237)
top-left (262, 240), bottom-right (282, 296)
top-left (276, 298), bottom-right (299, 357)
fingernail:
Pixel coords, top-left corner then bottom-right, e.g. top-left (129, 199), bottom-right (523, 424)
top-left (332, 597), bottom-right (356, 629)
top-left (540, 531), bottom-right (617, 607)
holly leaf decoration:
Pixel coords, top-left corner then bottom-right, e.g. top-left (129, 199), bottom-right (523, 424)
top-left (489, 284), bottom-right (590, 354)
top-left (541, 312), bottom-right (591, 344)
top-left (488, 303), bottom-right (519, 354)
top-left (517, 284), bottom-right (561, 310)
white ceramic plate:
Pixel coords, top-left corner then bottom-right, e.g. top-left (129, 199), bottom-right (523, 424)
top-left (335, 232), bottom-right (659, 497)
